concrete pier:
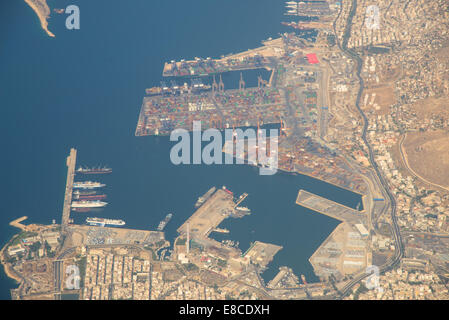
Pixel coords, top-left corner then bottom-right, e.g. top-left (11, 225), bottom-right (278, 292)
top-left (296, 189), bottom-right (364, 222)
top-left (61, 148), bottom-right (77, 229)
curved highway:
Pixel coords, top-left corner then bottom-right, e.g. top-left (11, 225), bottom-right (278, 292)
top-left (333, 0), bottom-right (404, 297)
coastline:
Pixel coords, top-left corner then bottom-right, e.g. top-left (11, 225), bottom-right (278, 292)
top-left (0, 240), bottom-right (22, 286)
top-left (24, 0), bottom-right (55, 38)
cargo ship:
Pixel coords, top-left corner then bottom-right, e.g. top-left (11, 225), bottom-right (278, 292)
top-left (71, 200), bottom-right (108, 208)
top-left (73, 190), bottom-right (96, 196)
top-left (194, 187), bottom-right (216, 208)
top-left (73, 181), bottom-right (106, 189)
top-left (72, 207), bottom-right (91, 213)
top-left (76, 166), bottom-right (112, 174)
top-left (73, 192), bottom-right (107, 201)
top-left (157, 213), bottom-right (173, 231)
top-left (86, 217), bottom-right (125, 227)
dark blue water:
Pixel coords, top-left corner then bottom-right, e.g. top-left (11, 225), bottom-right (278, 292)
top-left (0, 0), bottom-right (359, 299)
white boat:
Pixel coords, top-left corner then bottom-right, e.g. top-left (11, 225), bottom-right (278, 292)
top-left (86, 217), bottom-right (125, 226)
top-left (71, 200), bottom-right (108, 208)
top-left (73, 181), bottom-right (106, 189)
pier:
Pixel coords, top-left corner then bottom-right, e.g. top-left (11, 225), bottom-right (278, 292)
top-left (234, 193), bottom-right (248, 207)
top-left (177, 189), bottom-right (235, 238)
top-left (9, 216), bottom-right (29, 231)
top-left (61, 148), bottom-right (77, 229)
top-left (296, 189), bottom-right (364, 222)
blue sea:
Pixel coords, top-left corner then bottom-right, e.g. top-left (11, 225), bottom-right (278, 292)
top-left (0, 0), bottom-right (359, 299)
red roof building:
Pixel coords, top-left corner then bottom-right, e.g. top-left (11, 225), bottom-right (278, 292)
top-left (306, 53), bottom-right (319, 64)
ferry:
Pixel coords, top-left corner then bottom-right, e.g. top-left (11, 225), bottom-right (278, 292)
top-left (236, 206), bottom-right (251, 214)
top-left (157, 213), bottom-right (173, 231)
top-left (71, 200), bottom-right (107, 208)
top-left (86, 217), bottom-right (125, 227)
top-left (76, 166), bottom-right (112, 174)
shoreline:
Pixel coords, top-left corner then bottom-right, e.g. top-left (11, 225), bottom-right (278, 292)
top-left (24, 0), bottom-right (55, 38)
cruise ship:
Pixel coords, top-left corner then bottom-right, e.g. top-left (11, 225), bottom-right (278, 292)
top-left (73, 181), bottom-right (106, 189)
top-left (71, 200), bottom-right (108, 208)
top-left (86, 217), bottom-right (125, 227)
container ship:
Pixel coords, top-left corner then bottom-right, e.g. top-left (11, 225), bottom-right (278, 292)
top-left (73, 181), bottom-right (106, 189)
top-left (86, 217), bottom-right (125, 227)
top-left (76, 166), bottom-right (112, 174)
top-left (157, 213), bottom-right (173, 231)
top-left (71, 200), bottom-right (108, 208)
top-left (194, 187), bottom-right (216, 208)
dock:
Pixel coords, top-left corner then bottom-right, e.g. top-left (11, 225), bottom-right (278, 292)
top-left (242, 241), bottom-right (282, 269)
top-left (61, 148), bottom-right (77, 229)
top-left (296, 189), bottom-right (364, 222)
top-left (234, 193), bottom-right (248, 207)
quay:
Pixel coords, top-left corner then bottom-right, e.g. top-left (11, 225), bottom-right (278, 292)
top-left (61, 148), bottom-right (77, 229)
top-left (296, 189), bottom-right (365, 222)
top-left (162, 38), bottom-right (284, 77)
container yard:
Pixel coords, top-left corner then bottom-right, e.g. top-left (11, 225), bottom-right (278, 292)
top-left (135, 87), bottom-right (287, 136)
